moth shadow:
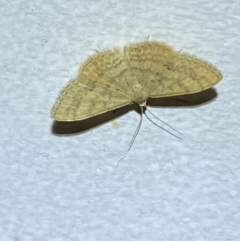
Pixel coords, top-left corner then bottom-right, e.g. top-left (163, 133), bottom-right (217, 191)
top-left (51, 88), bottom-right (218, 135)
top-left (148, 87), bottom-right (218, 108)
top-left (51, 104), bottom-right (133, 135)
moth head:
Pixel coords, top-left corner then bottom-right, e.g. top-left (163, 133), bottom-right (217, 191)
top-left (133, 92), bottom-right (148, 107)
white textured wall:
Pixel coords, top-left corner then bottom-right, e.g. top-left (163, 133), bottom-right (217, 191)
top-left (1, 0), bottom-right (240, 240)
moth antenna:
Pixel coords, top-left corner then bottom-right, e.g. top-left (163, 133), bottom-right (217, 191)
top-left (146, 108), bottom-right (182, 135)
top-left (144, 109), bottom-right (182, 140)
top-left (128, 105), bottom-right (144, 151)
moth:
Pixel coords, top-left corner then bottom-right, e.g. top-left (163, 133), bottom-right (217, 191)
top-left (51, 40), bottom-right (222, 148)
top-left (51, 40), bottom-right (222, 121)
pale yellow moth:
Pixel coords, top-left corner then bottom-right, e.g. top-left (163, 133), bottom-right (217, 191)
top-left (51, 40), bottom-right (222, 141)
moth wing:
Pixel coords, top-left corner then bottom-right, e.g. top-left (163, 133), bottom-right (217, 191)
top-left (51, 49), bottom-right (131, 121)
top-left (149, 52), bottom-right (223, 98)
top-left (124, 40), bottom-right (222, 98)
